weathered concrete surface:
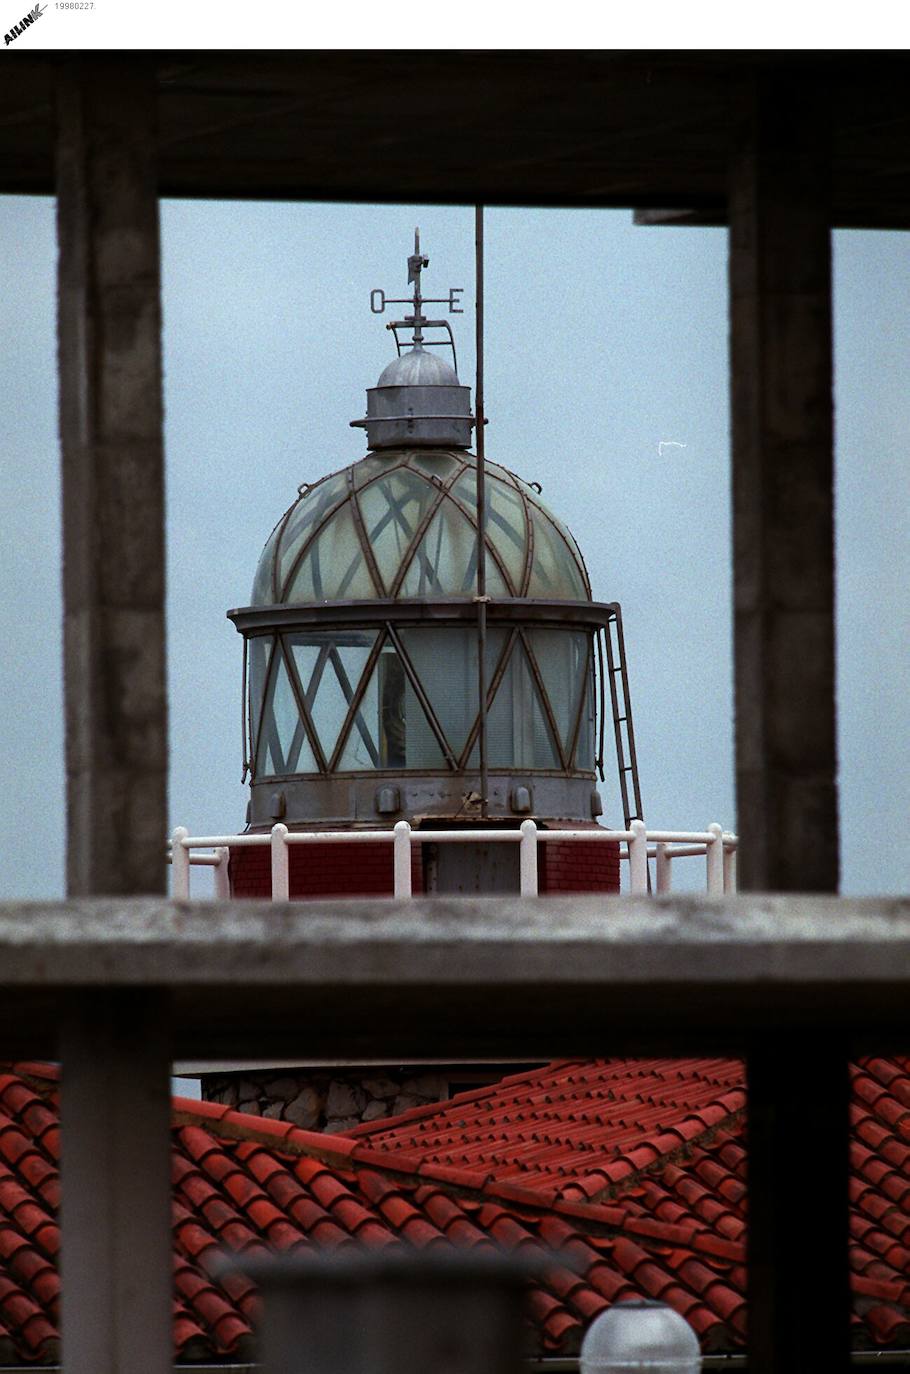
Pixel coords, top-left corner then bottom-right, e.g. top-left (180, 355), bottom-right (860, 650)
top-left (729, 77), bottom-right (838, 893)
top-left (0, 895), bottom-right (906, 1059)
top-left (56, 59), bottom-right (167, 896)
top-left (60, 992), bottom-right (172, 1374)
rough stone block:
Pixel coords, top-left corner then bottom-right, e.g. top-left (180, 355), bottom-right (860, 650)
top-left (264, 1076), bottom-right (301, 1102)
top-left (326, 1080), bottom-right (366, 1119)
top-left (362, 1076), bottom-right (400, 1100)
top-left (326, 1115), bottom-right (360, 1134)
top-left (284, 1086), bottom-right (321, 1129)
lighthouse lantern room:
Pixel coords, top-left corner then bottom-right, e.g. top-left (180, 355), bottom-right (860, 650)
top-left (223, 234), bottom-right (640, 898)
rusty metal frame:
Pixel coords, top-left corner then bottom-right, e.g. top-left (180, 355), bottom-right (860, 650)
top-left (246, 605), bottom-right (618, 784)
top-left (249, 633), bottom-right (276, 780)
top-left (595, 625), bottom-right (607, 781)
top-left (566, 634), bottom-right (594, 770)
top-left (231, 597), bottom-right (617, 634)
top-left (351, 464), bottom-right (438, 596)
top-left (385, 623), bottom-right (459, 769)
top-left (275, 636), bottom-right (329, 774)
top-left (278, 460), bottom-right (408, 602)
top-left (386, 460), bottom-right (468, 597)
top-left (517, 628), bottom-right (570, 771)
top-left (346, 464), bottom-right (386, 596)
top-left (603, 606), bottom-right (644, 827)
top-left (442, 475), bottom-right (516, 593)
top-left (325, 628), bottom-right (387, 773)
top-left (456, 626), bottom-right (519, 771)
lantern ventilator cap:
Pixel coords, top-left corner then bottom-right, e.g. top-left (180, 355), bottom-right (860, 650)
top-left (352, 228), bottom-right (475, 450)
top-left (579, 1301), bottom-right (702, 1373)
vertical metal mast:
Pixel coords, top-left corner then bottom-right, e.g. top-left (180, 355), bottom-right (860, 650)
top-left (474, 205), bottom-right (489, 818)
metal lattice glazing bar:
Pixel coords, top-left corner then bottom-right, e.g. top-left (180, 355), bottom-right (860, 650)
top-left (325, 629), bottom-right (387, 773)
top-left (518, 628), bottom-right (570, 772)
top-left (386, 623), bottom-right (459, 769)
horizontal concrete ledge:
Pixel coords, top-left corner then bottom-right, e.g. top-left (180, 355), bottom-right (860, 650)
top-left (1, 895), bottom-right (909, 1059)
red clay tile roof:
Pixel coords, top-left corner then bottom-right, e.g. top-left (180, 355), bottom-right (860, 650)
top-left (0, 1057), bottom-right (907, 1362)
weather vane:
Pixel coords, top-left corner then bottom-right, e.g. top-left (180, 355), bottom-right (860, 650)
top-left (370, 228), bottom-right (464, 371)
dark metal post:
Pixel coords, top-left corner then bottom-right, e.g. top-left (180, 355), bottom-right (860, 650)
top-left (746, 1040), bottom-right (851, 1374)
top-left (239, 1251), bottom-right (528, 1374)
top-left (728, 73), bottom-right (838, 894)
top-left (474, 204), bottom-right (489, 817)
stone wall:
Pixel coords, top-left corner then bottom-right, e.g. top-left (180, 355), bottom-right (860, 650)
top-left (202, 1066), bottom-right (451, 1132)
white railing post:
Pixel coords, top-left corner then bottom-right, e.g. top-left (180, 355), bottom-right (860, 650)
top-left (393, 820), bottom-right (412, 898)
top-left (723, 836), bottom-right (738, 894)
top-left (655, 842), bottom-right (671, 894)
top-left (519, 819), bottom-right (539, 896)
top-left (706, 822), bottom-right (724, 894)
top-left (171, 826), bottom-right (190, 899)
top-left (270, 823), bottom-right (290, 901)
top-left (214, 846), bottom-right (231, 900)
top-left (629, 819), bottom-right (648, 894)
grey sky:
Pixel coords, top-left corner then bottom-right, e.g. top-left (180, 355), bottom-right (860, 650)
top-left (1, 197), bottom-right (907, 898)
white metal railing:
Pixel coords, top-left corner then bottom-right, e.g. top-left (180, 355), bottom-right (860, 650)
top-left (167, 821), bottom-right (737, 901)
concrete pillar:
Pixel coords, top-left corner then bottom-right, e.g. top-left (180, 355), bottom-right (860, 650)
top-left (56, 58), bottom-right (167, 896)
top-left (55, 61), bottom-right (173, 1374)
top-left (60, 991), bottom-right (173, 1374)
top-left (728, 75), bottom-right (839, 894)
top-left (746, 1043), bottom-right (851, 1374)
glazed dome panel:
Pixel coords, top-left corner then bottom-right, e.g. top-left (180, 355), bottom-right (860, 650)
top-left (252, 449), bottom-right (591, 606)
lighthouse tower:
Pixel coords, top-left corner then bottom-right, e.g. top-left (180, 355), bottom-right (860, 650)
top-left (199, 236), bottom-right (645, 1124)
top-left (226, 236), bottom-right (628, 903)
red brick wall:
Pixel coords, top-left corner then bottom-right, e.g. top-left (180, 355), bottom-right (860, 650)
top-left (539, 839), bottom-right (621, 893)
top-left (230, 830), bottom-right (619, 898)
top-left (229, 839), bottom-right (423, 900)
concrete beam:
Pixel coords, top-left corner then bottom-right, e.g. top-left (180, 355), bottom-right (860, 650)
top-left (56, 58), bottom-right (167, 896)
top-left (0, 895), bottom-right (906, 1058)
top-left (59, 991), bottom-right (172, 1374)
top-left (728, 76), bottom-right (838, 893)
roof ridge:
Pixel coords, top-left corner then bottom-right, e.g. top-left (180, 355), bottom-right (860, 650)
top-left (555, 1092), bottom-right (747, 1207)
top-left (347, 1059), bottom-right (590, 1137)
top-left (172, 1097), bottom-right (743, 1268)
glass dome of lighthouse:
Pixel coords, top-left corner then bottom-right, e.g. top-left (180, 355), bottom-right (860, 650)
top-left (229, 233), bottom-right (613, 830)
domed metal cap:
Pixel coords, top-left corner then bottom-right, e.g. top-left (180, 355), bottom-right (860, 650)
top-left (351, 231), bottom-right (474, 450)
top-left (580, 1301), bottom-right (701, 1373)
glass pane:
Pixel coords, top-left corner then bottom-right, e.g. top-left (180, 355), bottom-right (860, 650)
top-left (356, 468), bottom-right (437, 594)
top-left (526, 629), bottom-right (591, 759)
top-left (478, 638), bottom-right (560, 769)
top-left (397, 627), bottom-right (479, 759)
top-left (287, 631), bottom-right (377, 764)
top-left (256, 647), bottom-right (318, 776)
top-left (525, 504), bottom-right (589, 601)
top-left (453, 468), bottom-right (526, 595)
top-left (251, 520), bottom-right (284, 605)
top-left (399, 502), bottom-right (509, 598)
top-left (276, 471), bottom-right (349, 598)
top-left (408, 451), bottom-right (465, 483)
top-left (575, 660), bottom-right (596, 772)
top-left (336, 643), bottom-right (448, 772)
top-left (283, 502), bottom-right (377, 602)
top-left (248, 634), bottom-right (273, 766)
top-left (350, 452), bottom-right (405, 490)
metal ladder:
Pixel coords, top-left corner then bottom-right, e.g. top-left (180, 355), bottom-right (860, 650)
top-left (599, 605), bottom-right (644, 831)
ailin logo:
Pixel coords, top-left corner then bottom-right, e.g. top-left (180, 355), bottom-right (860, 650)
top-left (4, 0), bottom-right (45, 44)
